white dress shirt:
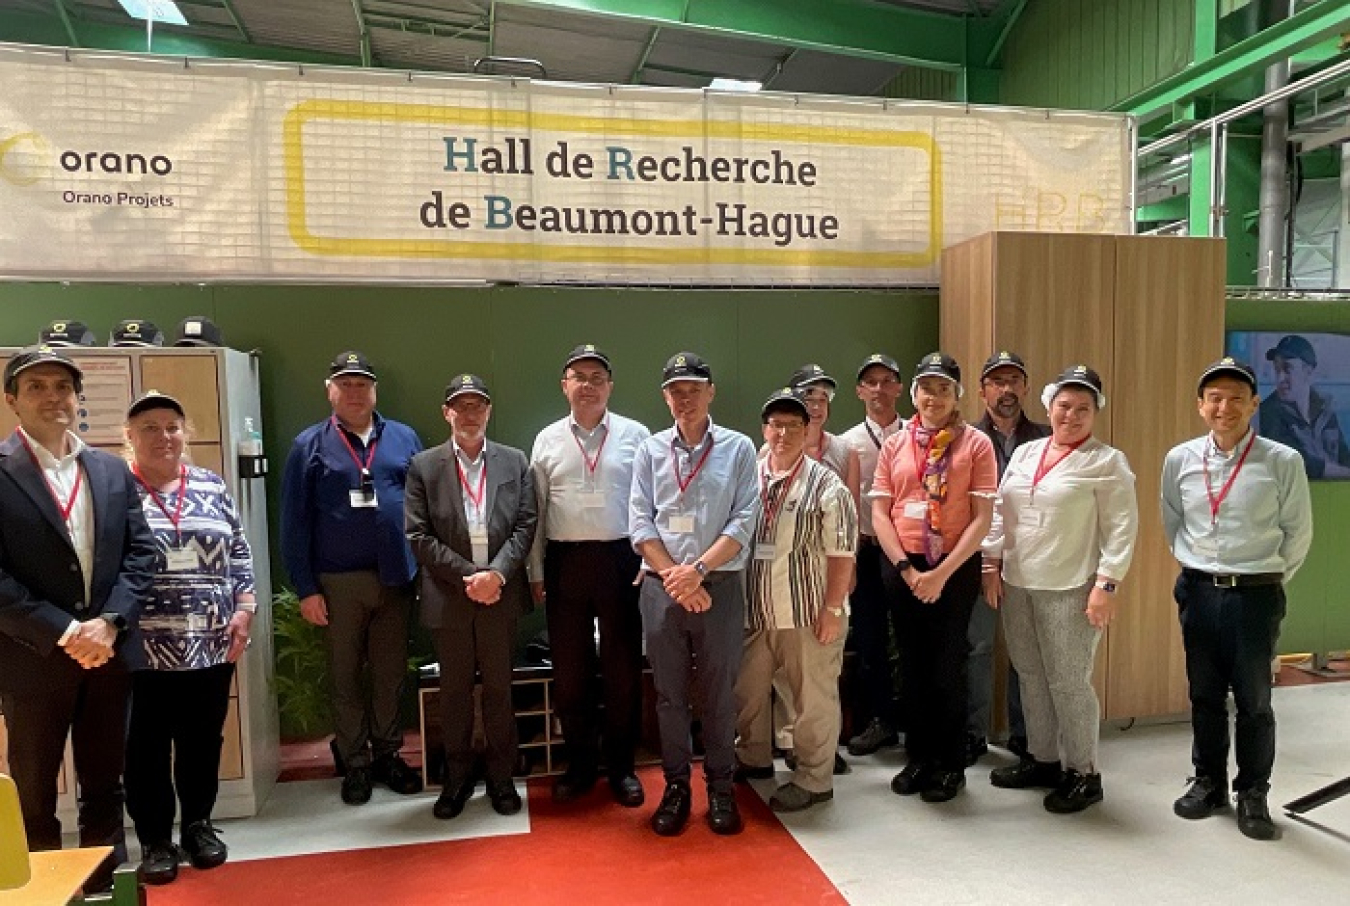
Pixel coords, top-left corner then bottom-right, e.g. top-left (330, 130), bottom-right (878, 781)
top-left (453, 440), bottom-right (489, 567)
top-left (527, 410), bottom-right (650, 581)
top-left (20, 429), bottom-right (94, 644)
top-left (1161, 429), bottom-right (1312, 578)
top-left (839, 413), bottom-right (904, 537)
top-left (984, 437), bottom-right (1138, 590)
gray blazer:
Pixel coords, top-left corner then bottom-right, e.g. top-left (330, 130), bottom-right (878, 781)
top-left (404, 439), bottom-right (537, 628)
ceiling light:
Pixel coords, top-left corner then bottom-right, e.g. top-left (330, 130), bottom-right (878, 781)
top-left (708, 78), bottom-right (762, 92)
top-left (117, 0), bottom-right (188, 26)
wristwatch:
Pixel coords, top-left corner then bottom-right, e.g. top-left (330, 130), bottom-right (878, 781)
top-left (1095, 580), bottom-right (1118, 593)
top-left (825, 605), bottom-right (845, 617)
top-left (100, 612), bottom-right (128, 632)
top-left (694, 560), bottom-right (708, 578)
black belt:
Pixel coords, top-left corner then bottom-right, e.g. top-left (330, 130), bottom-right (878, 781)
top-left (859, 534), bottom-right (879, 547)
top-left (1183, 568), bottom-right (1283, 588)
top-left (644, 569), bottom-right (734, 586)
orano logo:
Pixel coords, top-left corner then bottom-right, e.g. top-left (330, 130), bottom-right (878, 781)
top-left (0, 132), bottom-right (52, 186)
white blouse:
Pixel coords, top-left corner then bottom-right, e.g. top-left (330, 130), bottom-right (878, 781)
top-left (983, 437), bottom-right (1138, 591)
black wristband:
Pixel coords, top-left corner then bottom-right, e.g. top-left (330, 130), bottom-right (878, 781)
top-left (893, 558), bottom-right (911, 572)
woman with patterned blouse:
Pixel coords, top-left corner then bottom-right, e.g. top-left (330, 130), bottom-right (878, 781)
top-left (121, 392), bottom-right (256, 886)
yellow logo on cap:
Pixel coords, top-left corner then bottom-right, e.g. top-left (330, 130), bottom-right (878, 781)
top-left (999, 351), bottom-right (1010, 360)
top-left (126, 322), bottom-right (141, 334)
top-left (1222, 357), bottom-right (1235, 365)
top-left (584, 344), bottom-right (595, 353)
top-left (1074, 365), bottom-right (1087, 374)
top-left (347, 354), bottom-right (359, 363)
top-left (37, 344), bottom-right (52, 354)
top-left (869, 354), bottom-right (882, 362)
top-left (51, 322), bottom-right (66, 333)
top-left (781, 387), bottom-right (793, 394)
top-left (675, 355), bottom-right (687, 366)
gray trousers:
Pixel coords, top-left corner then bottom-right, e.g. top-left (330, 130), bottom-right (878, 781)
top-left (1001, 582), bottom-right (1101, 774)
top-left (639, 571), bottom-right (745, 794)
top-left (318, 571), bottom-right (413, 769)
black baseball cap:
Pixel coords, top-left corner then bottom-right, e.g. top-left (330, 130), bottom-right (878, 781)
top-left (856, 353), bottom-right (901, 382)
top-left (761, 386), bottom-right (810, 423)
top-left (1046, 364), bottom-right (1106, 408)
top-left (563, 344), bottom-right (611, 373)
top-left (127, 390), bottom-right (185, 419)
top-left (174, 316), bottom-right (223, 348)
top-left (1265, 334), bottom-right (1316, 367)
top-left (913, 352), bottom-right (961, 385)
top-left (329, 351), bottom-right (378, 381)
top-left (111, 319), bottom-right (165, 348)
top-left (4, 345), bottom-right (84, 394)
top-left (39, 320), bottom-right (96, 348)
top-left (444, 373), bottom-right (491, 404)
top-left (661, 352), bottom-right (712, 387)
top-left (789, 363), bottom-right (836, 391)
top-left (1197, 356), bottom-right (1258, 395)
top-left (981, 351), bottom-right (1028, 380)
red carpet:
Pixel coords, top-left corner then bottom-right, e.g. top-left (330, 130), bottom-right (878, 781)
top-left (147, 768), bottom-right (847, 905)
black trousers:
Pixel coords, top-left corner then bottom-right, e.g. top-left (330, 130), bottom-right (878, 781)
top-left (882, 552), bottom-right (981, 773)
top-left (544, 539), bottom-right (644, 779)
top-left (434, 599), bottom-right (519, 787)
top-left (124, 663), bottom-right (235, 845)
top-left (0, 662), bottom-right (131, 890)
top-left (848, 539), bottom-right (904, 729)
top-left (1175, 572), bottom-right (1285, 794)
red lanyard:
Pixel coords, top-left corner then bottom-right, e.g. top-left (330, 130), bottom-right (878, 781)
top-left (133, 463), bottom-right (187, 541)
top-left (760, 456), bottom-right (806, 531)
top-left (672, 432), bottom-right (715, 495)
top-left (807, 433), bottom-right (830, 463)
top-left (457, 456), bottom-right (487, 511)
top-left (571, 417), bottom-right (609, 476)
top-left (17, 430), bottom-right (84, 524)
top-left (1031, 437), bottom-right (1088, 495)
top-left (910, 429), bottom-right (939, 487)
top-left (332, 417), bottom-right (377, 479)
top-left (1203, 430), bottom-right (1257, 525)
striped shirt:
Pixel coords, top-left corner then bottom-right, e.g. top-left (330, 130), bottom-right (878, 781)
top-left (748, 458), bottom-right (858, 630)
top-left (136, 465), bottom-right (255, 671)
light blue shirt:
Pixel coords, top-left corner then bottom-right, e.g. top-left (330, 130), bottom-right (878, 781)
top-left (628, 418), bottom-right (759, 572)
top-left (1161, 429), bottom-right (1313, 579)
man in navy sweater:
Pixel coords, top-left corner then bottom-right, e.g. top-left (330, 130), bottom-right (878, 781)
top-left (281, 351), bottom-right (424, 805)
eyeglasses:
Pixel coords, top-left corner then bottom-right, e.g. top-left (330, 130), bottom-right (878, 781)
top-left (982, 375), bottom-right (1025, 389)
top-left (859, 378), bottom-right (900, 390)
top-left (765, 420), bottom-right (806, 435)
top-left (565, 374), bottom-right (610, 388)
top-left (801, 390), bottom-right (834, 404)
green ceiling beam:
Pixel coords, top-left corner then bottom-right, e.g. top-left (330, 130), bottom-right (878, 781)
top-left (1113, 0), bottom-right (1350, 121)
top-left (218, 0), bottom-right (253, 43)
top-left (491, 0), bottom-right (968, 70)
top-left (50, 0), bottom-right (79, 47)
top-left (1193, 0), bottom-right (1217, 62)
top-left (487, 0), bottom-right (497, 56)
top-left (629, 25), bottom-right (659, 84)
top-left (979, 0), bottom-right (1026, 67)
top-left (351, 0), bottom-right (373, 66)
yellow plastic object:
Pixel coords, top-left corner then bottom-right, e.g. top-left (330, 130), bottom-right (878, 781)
top-left (0, 773), bottom-right (29, 889)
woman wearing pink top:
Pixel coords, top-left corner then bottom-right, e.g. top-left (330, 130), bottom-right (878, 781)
top-left (872, 353), bottom-right (998, 803)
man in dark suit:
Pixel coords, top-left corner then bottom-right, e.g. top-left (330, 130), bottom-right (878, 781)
top-left (0, 346), bottom-right (156, 892)
top-left (405, 374), bottom-right (537, 820)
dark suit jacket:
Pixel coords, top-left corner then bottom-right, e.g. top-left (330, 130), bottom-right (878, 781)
top-left (405, 439), bottom-right (537, 629)
top-left (0, 433), bottom-right (157, 692)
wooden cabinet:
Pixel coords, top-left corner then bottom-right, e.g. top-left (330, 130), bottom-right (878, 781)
top-left (940, 231), bottom-right (1226, 720)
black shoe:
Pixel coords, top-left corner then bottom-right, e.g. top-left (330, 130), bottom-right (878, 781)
top-left (1174, 776), bottom-right (1229, 820)
top-left (488, 780), bottom-right (522, 816)
top-left (990, 758), bottom-right (1064, 790)
top-left (1236, 789), bottom-right (1280, 841)
top-left (651, 781), bottom-right (692, 836)
top-left (609, 774), bottom-right (645, 808)
top-left (180, 820), bottom-right (228, 870)
top-left (341, 766), bottom-right (373, 805)
top-left (1006, 735), bottom-right (1028, 759)
top-left (372, 753), bottom-right (424, 795)
top-left (965, 735), bottom-right (989, 767)
top-left (848, 719), bottom-right (900, 756)
top-left (552, 770), bottom-right (598, 802)
top-left (733, 761), bottom-right (775, 783)
top-left (833, 753), bottom-right (851, 775)
top-left (432, 781), bottom-right (473, 819)
top-left (890, 761), bottom-right (935, 796)
top-left (139, 841), bottom-right (182, 885)
top-left (707, 789), bottom-right (743, 835)
top-left (770, 782), bottom-right (833, 812)
top-left (783, 750), bottom-right (798, 771)
top-left (1044, 770), bottom-right (1103, 814)
top-left (920, 770), bottom-right (966, 803)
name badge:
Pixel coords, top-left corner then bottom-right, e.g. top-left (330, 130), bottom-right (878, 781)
top-left (578, 491), bottom-right (607, 509)
top-left (186, 612), bottom-right (210, 633)
top-left (754, 543), bottom-right (777, 560)
top-left (1023, 508), bottom-right (1046, 528)
top-left (903, 500), bottom-right (928, 520)
top-left (1193, 536), bottom-right (1219, 557)
top-left (349, 489), bottom-right (378, 508)
top-left (469, 527), bottom-right (489, 546)
top-left (668, 514), bottom-right (696, 534)
top-left (165, 548), bottom-right (199, 571)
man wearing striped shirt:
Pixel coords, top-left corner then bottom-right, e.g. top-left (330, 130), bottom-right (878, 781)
top-left (735, 388), bottom-right (858, 812)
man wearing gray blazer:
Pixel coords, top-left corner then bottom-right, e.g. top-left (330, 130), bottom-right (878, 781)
top-left (405, 374), bottom-right (537, 820)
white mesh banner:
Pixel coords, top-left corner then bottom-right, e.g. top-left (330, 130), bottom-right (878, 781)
top-left (0, 46), bottom-right (1131, 286)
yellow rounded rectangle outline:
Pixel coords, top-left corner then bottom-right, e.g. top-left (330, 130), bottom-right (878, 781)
top-left (282, 99), bottom-right (942, 269)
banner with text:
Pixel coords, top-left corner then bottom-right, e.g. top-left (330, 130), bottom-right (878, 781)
top-left (0, 46), bottom-right (1131, 286)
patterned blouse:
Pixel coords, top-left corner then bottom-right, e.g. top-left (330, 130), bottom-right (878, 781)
top-left (135, 465), bottom-right (255, 671)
